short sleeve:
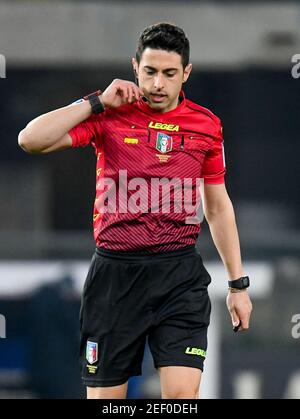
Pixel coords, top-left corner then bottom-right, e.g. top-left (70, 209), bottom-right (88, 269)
top-left (68, 113), bottom-right (104, 149)
top-left (201, 120), bottom-right (226, 184)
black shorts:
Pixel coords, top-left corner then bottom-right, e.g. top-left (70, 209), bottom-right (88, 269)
top-left (79, 245), bottom-right (212, 387)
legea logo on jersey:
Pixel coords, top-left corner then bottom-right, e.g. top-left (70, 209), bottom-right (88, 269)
top-left (0, 55), bottom-right (6, 78)
top-left (148, 121), bottom-right (180, 132)
top-left (156, 132), bottom-right (173, 154)
top-left (185, 347), bottom-right (206, 358)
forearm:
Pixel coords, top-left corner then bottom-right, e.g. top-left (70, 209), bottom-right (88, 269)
top-left (18, 100), bottom-right (92, 153)
top-left (206, 200), bottom-right (244, 280)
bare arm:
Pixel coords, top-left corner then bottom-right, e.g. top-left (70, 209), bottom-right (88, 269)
top-left (18, 80), bottom-right (144, 154)
top-left (203, 183), bottom-right (243, 280)
top-left (18, 100), bottom-right (91, 154)
top-left (203, 183), bottom-right (252, 331)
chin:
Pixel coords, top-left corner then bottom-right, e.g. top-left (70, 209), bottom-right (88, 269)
top-left (149, 101), bottom-right (168, 110)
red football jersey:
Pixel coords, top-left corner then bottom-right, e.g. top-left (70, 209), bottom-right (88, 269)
top-left (69, 90), bottom-right (225, 252)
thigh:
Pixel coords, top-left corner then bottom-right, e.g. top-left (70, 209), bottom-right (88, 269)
top-left (159, 366), bottom-right (202, 399)
top-left (87, 382), bottom-right (128, 399)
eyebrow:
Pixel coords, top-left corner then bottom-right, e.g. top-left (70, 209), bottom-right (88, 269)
top-left (143, 66), bottom-right (178, 73)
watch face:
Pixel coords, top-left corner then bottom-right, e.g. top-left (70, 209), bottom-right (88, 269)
top-left (242, 277), bottom-right (250, 287)
top-left (229, 276), bottom-right (249, 289)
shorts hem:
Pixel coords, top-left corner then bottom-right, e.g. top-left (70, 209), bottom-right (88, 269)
top-left (82, 372), bottom-right (142, 388)
top-left (154, 360), bottom-right (204, 372)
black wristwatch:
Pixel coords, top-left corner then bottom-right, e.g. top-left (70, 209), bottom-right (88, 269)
top-left (83, 90), bottom-right (105, 114)
top-left (228, 276), bottom-right (250, 290)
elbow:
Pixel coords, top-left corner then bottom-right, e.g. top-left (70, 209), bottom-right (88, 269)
top-left (18, 129), bottom-right (31, 153)
top-left (18, 129), bottom-right (39, 154)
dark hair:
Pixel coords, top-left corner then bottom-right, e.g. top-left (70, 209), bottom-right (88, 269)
top-left (136, 23), bottom-right (190, 69)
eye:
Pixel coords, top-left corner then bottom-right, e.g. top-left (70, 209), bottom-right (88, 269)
top-left (145, 70), bottom-right (155, 75)
top-left (166, 73), bottom-right (176, 78)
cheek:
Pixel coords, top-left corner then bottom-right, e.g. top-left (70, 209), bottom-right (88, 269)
top-left (139, 77), bottom-right (152, 88)
top-left (168, 82), bottom-right (182, 96)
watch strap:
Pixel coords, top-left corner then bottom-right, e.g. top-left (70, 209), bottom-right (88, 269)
top-left (228, 276), bottom-right (250, 290)
top-left (83, 90), bottom-right (105, 114)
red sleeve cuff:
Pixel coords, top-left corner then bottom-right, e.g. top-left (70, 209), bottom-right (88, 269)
top-left (68, 129), bottom-right (77, 148)
top-left (68, 127), bottom-right (90, 148)
top-left (203, 174), bottom-right (225, 184)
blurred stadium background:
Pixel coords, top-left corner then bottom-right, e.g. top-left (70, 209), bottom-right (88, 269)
top-left (0, 0), bottom-right (299, 399)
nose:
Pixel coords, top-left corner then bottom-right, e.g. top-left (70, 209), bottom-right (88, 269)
top-left (153, 73), bottom-right (164, 90)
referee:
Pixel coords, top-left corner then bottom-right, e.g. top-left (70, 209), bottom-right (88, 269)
top-left (18, 23), bottom-right (252, 399)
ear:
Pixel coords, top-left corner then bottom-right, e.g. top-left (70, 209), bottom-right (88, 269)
top-left (132, 57), bottom-right (138, 76)
top-left (183, 63), bottom-right (192, 83)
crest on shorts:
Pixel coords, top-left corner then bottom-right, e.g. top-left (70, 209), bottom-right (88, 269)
top-left (86, 341), bottom-right (98, 364)
top-left (156, 132), bottom-right (173, 154)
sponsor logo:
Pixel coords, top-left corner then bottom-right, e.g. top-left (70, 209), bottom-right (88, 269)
top-left (149, 121), bottom-right (179, 132)
top-left (124, 137), bottom-right (139, 144)
top-left (185, 347), bottom-right (206, 358)
top-left (156, 132), bottom-right (172, 154)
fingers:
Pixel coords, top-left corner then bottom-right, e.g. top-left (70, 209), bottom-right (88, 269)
top-left (129, 83), bottom-right (143, 102)
top-left (230, 309), bottom-right (250, 333)
top-left (117, 81), bottom-right (142, 104)
top-left (128, 86), bottom-right (133, 103)
top-left (130, 84), bottom-right (140, 103)
top-left (123, 85), bottom-right (130, 103)
top-left (117, 85), bottom-right (128, 102)
top-left (239, 314), bottom-right (250, 331)
top-left (227, 291), bottom-right (252, 333)
top-left (103, 79), bottom-right (145, 108)
top-left (233, 312), bottom-right (251, 332)
top-left (230, 309), bottom-right (240, 329)
top-left (233, 321), bottom-right (241, 333)
top-left (239, 303), bottom-right (252, 331)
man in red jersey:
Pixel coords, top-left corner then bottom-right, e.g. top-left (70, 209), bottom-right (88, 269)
top-left (19, 23), bottom-right (252, 399)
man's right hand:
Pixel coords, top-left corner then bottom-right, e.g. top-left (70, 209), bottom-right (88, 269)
top-left (18, 79), bottom-right (144, 155)
top-left (100, 79), bottom-right (144, 109)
